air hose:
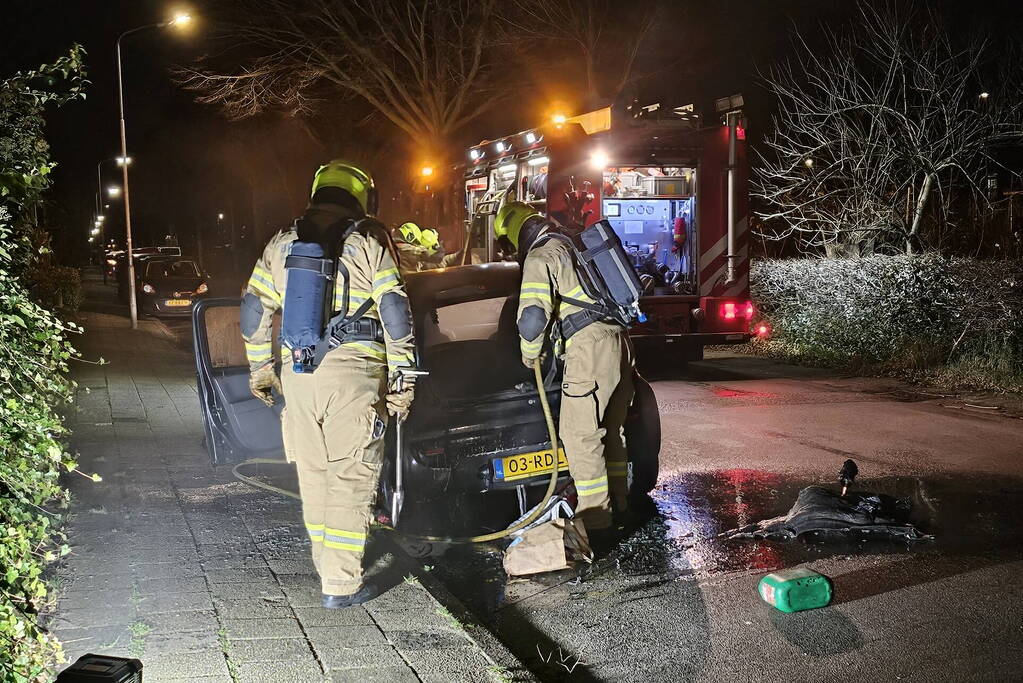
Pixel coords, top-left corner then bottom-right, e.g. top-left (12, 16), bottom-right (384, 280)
top-left (231, 358), bottom-right (562, 544)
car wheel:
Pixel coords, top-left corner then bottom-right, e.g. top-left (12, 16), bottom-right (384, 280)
top-left (625, 373), bottom-right (660, 496)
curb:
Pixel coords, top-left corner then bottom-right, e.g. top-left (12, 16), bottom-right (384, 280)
top-left (382, 536), bottom-right (538, 683)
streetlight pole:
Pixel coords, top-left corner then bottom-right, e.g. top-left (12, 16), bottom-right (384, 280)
top-left (115, 14), bottom-right (191, 329)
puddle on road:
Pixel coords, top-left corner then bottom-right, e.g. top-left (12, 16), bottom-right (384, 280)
top-left (429, 469), bottom-right (1023, 619)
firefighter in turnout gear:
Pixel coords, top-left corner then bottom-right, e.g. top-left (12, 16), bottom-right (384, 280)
top-left (242, 161), bottom-right (416, 608)
top-left (494, 202), bottom-right (635, 531)
top-left (393, 222), bottom-right (461, 273)
top-left (393, 222), bottom-right (433, 274)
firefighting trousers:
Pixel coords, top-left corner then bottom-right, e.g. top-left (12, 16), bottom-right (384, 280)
top-left (560, 323), bottom-right (635, 530)
top-left (281, 348), bottom-right (388, 596)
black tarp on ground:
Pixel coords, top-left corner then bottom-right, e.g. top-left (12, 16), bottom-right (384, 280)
top-left (727, 486), bottom-right (931, 541)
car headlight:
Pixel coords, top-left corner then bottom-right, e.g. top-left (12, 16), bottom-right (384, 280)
top-left (142, 283), bottom-right (155, 294)
top-left (106, 259), bottom-right (117, 266)
top-left (196, 282), bottom-right (208, 294)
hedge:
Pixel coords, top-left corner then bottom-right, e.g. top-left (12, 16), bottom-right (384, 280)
top-left (1, 47), bottom-right (88, 681)
top-left (750, 255), bottom-right (1023, 390)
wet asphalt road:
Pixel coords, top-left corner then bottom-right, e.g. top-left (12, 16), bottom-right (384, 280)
top-left (427, 353), bottom-right (1023, 682)
top-left (139, 287), bottom-right (1023, 681)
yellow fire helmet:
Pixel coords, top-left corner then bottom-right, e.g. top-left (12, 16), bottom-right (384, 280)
top-left (493, 201), bottom-right (540, 249)
top-left (310, 160), bottom-right (378, 215)
top-left (397, 222), bottom-right (423, 244)
top-left (420, 228), bottom-right (440, 252)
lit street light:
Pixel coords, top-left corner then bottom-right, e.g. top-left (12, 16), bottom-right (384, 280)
top-left (91, 228), bottom-right (100, 236)
top-left (420, 166), bottom-right (434, 178)
top-left (116, 12), bottom-right (194, 329)
top-left (980, 92), bottom-right (990, 100)
top-left (107, 185), bottom-right (122, 197)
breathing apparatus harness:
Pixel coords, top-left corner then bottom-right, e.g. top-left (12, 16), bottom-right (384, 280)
top-left (524, 218), bottom-right (647, 343)
top-left (282, 214), bottom-right (393, 374)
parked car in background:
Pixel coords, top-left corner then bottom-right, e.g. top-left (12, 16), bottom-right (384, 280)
top-left (119, 255), bottom-right (209, 317)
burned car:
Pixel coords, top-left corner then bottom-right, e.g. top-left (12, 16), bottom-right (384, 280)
top-left (192, 262), bottom-right (660, 534)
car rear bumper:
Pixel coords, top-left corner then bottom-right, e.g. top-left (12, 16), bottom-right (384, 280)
top-left (406, 441), bottom-right (570, 497)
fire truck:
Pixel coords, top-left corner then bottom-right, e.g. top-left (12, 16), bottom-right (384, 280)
top-left (461, 96), bottom-right (754, 368)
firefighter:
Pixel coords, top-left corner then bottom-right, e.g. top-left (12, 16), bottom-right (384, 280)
top-left (419, 228), bottom-right (463, 269)
top-left (494, 202), bottom-right (635, 533)
top-left (242, 161), bottom-right (416, 608)
top-left (392, 221), bottom-right (433, 274)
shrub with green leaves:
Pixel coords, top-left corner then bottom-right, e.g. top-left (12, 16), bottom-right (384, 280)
top-left (751, 255), bottom-right (1023, 390)
top-left (1, 46), bottom-right (88, 682)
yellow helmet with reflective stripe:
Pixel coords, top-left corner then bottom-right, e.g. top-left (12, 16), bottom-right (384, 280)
top-left (311, 160), bottom-right (378, 215)
top-left (494, 201), bottom-right (540, 249)
top-left (398, 222), bottom-right (422, 244)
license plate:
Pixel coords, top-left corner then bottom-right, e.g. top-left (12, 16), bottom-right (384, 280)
top-left (165, 299), bottom-right (191, 306)
top-left (493, 448), bottom-right (568, 482)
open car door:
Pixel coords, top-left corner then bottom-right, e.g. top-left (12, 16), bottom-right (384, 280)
top-left (192, 298), bottom-right (285, 465)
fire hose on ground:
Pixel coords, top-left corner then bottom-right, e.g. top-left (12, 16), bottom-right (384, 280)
top-left (231, 357), bottom-right (562, 544)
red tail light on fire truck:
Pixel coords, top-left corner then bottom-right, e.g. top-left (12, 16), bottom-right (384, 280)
top-left (718, 300), bottom-right (754, 322)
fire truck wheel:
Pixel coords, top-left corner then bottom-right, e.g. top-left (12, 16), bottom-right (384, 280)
top-left (626, 374), bottom-right (660, 496)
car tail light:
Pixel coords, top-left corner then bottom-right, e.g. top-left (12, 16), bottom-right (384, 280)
top-left (720, 302), bottom-right (737, 320)
top-left (744, 301), bottom-right (755, 320)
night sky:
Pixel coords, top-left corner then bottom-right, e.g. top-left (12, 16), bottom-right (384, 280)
top-left (6, 1), bottom-right (1022, 264)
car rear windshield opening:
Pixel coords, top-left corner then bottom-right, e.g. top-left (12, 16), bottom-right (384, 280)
top-left (421, 295), bottom-right (534, 398)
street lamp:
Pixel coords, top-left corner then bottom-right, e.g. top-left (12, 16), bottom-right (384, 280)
top-left (107, 185), bottom-right (122, 198)
top-left (116, 12), bottom-right (193, 329)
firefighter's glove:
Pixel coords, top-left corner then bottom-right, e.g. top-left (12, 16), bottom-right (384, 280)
top-left (521, 350), bottom-right (547, 370)
top-left (386, 383), bottom-right (415, 419)
top-left (249, 363), bottom-right (281, 407)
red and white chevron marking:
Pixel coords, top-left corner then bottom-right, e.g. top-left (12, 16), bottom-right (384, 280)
top-left (699, 216), bottom-right (749, 298)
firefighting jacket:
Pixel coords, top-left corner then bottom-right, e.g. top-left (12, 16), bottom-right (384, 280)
top-left (516, 237), bottom-right (616, 360)
top-left (242, 225), bottom-right (415, 375)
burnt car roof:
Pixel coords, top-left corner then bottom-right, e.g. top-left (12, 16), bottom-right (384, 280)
top-left (403, 262), bottom-right (521, 313)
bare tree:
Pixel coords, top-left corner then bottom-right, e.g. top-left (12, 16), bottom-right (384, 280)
top-left (754, 3), bottom-right (1022, 256)
top-left (175, 0), bottom-right (500, 165)
top-left (507, 0), bottom-right (656, 109)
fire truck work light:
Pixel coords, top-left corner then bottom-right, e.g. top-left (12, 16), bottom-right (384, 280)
top-left (590, 150), bottom-right (609, 170)
top-left (495, 141), bottom-right (507, 152)
top-left (469, 149), bottom-right (481, 160)
top-left (498, 163), bottom-right (517, 174)
top-left (525, 131), bottom-right (537, 144)
top-left (552, 113), bottom-right (567, 124)
top-left (527, 156), bottom-right (549, 166)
